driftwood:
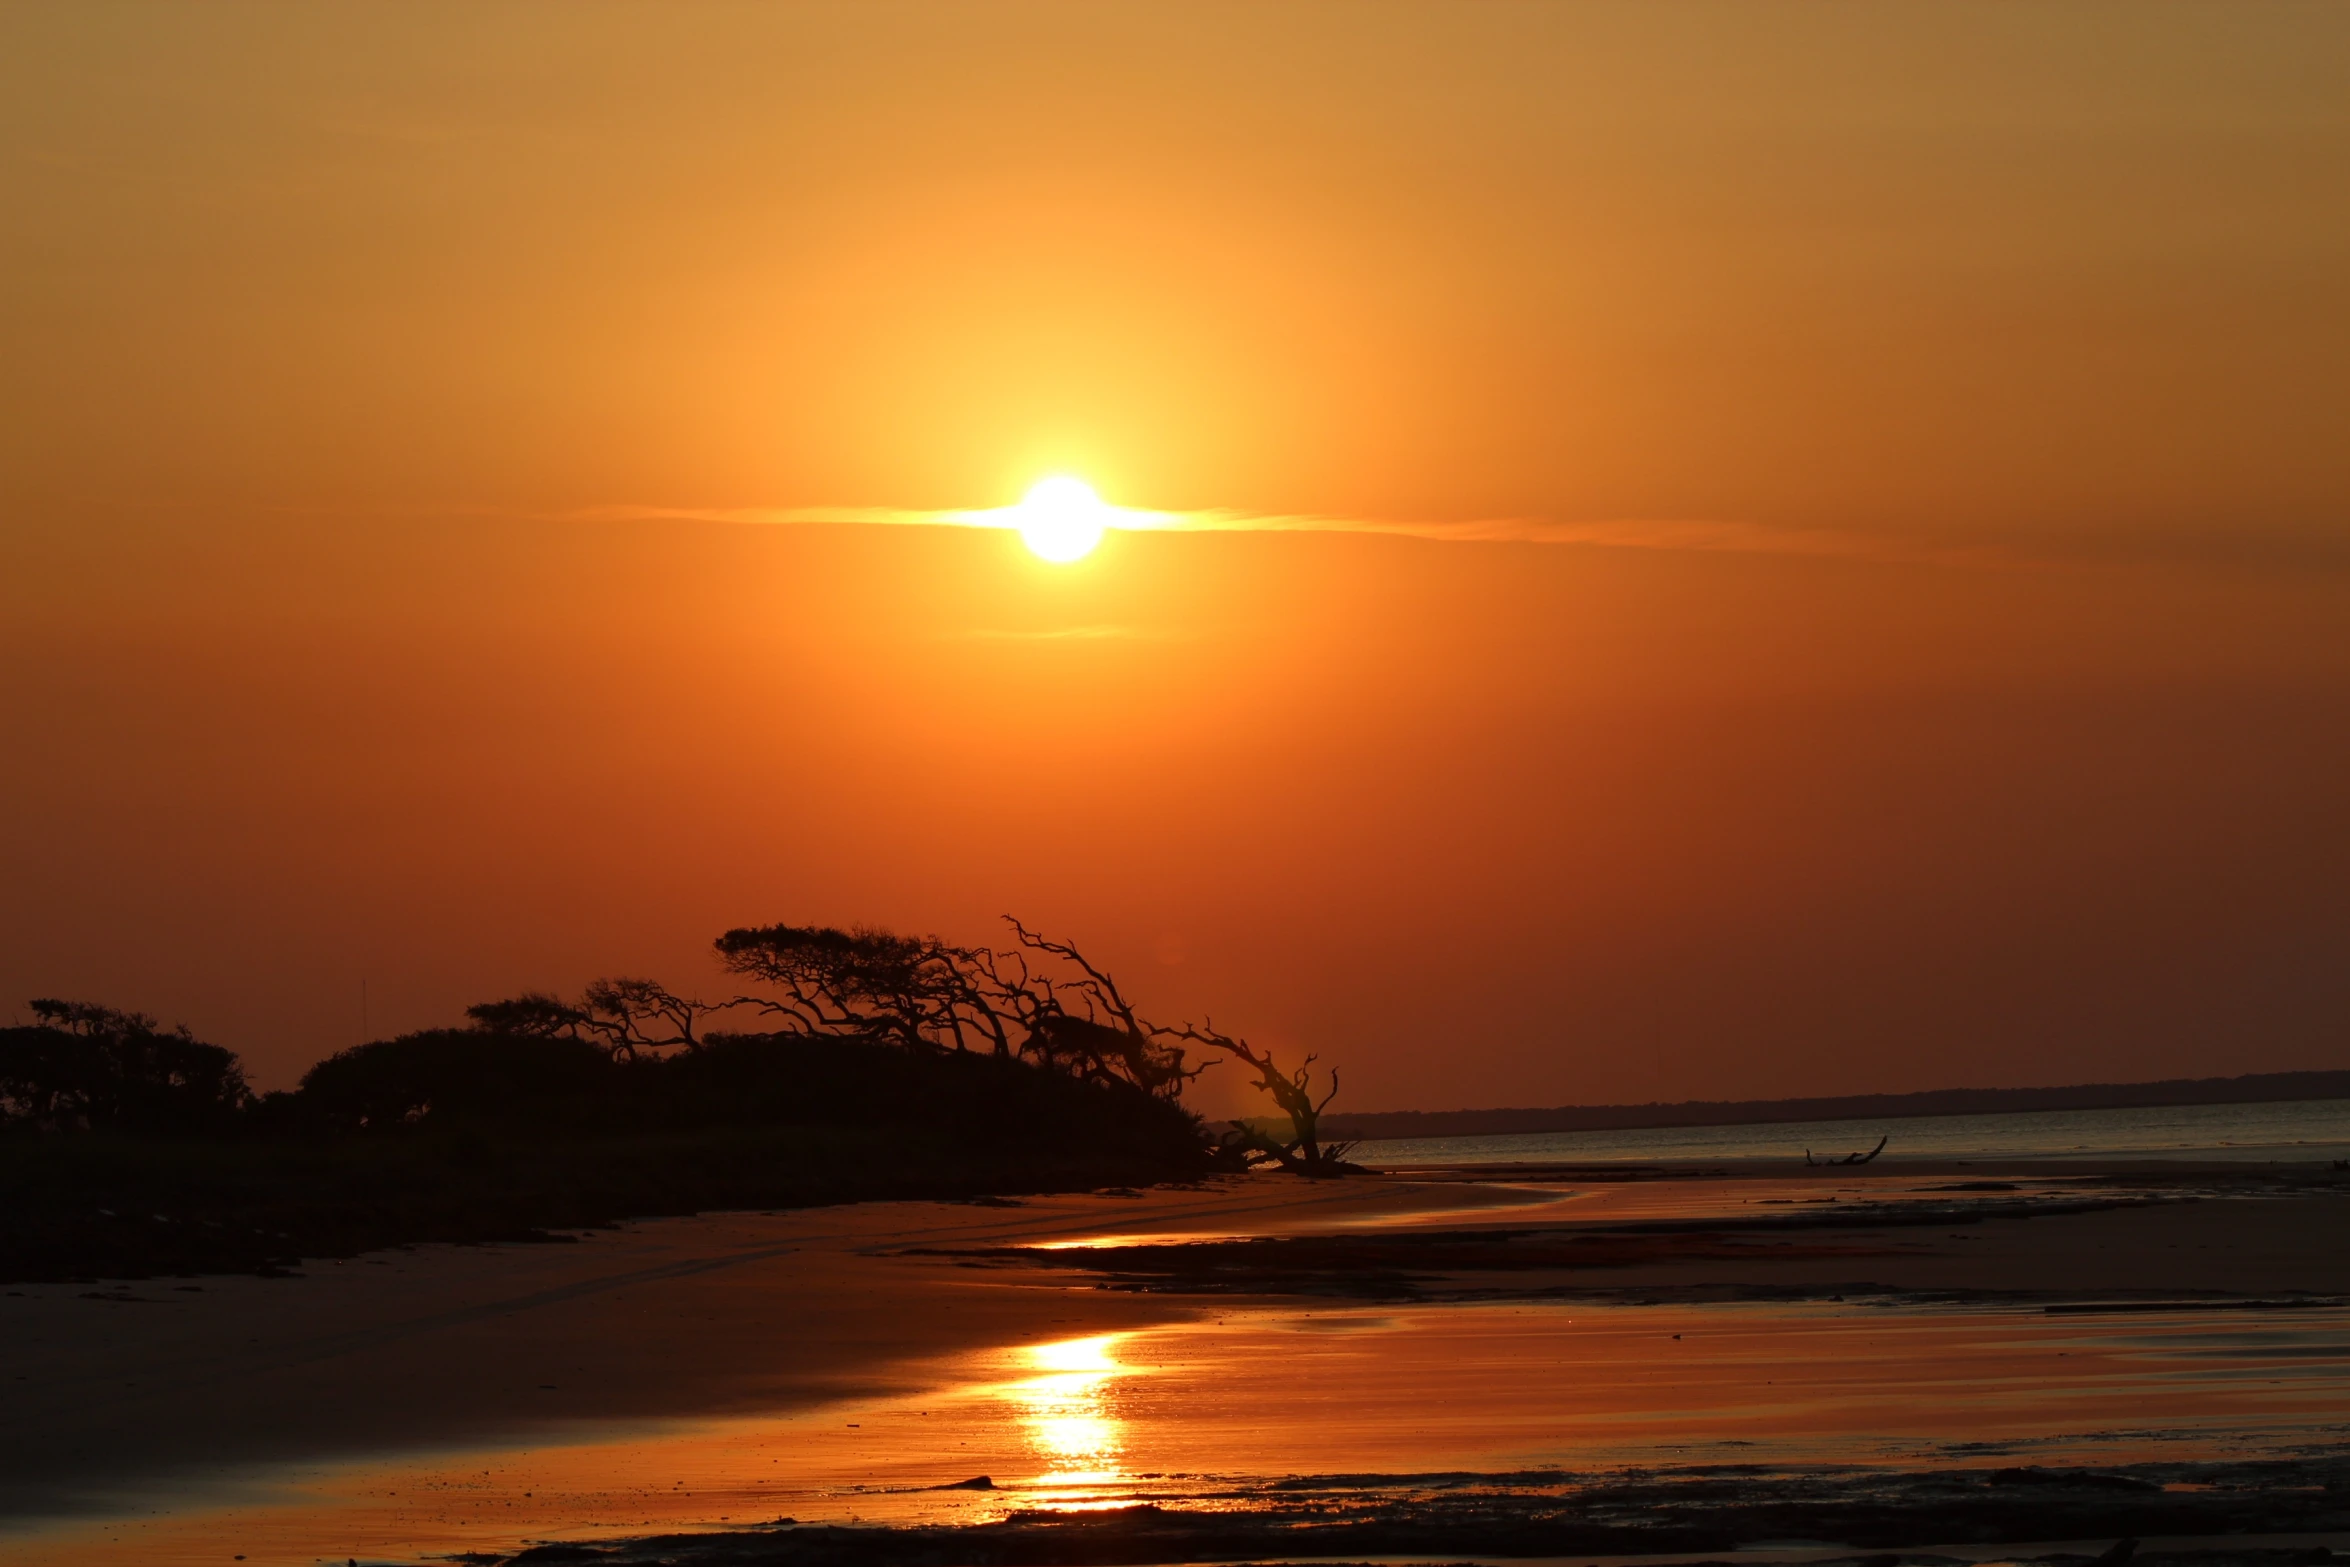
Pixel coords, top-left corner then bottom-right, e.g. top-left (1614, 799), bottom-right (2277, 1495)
top-left (1805, 1134), bottom-right (1887, 1167)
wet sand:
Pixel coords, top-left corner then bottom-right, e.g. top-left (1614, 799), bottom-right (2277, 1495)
top-left (0, 1178), bottom-right (1515, 1529)
top-left (5, 1161), bottom-right (2348, 1566)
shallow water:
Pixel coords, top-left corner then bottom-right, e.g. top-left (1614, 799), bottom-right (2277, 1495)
top-left (27, 1298), bottom-right (2350, 1566)
top-left (1022, 1170), bottom-right (2163, 1246)
top-left (1354, 1097), bottom-right (2350, 1169)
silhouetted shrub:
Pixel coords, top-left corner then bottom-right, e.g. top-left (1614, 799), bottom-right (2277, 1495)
top-left (293, 1028), bottom-right (615, 1132)
top-left (0, 1001), bottom-right (250, 1135)
top-left (285, 1026), bottom-right (1204, 1164)
top-left (629, 1031), bottom-right (1206, 1161)
top-left (2, 1006), bottom-right (1214, 1280)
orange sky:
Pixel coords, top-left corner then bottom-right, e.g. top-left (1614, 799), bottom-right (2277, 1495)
top-left (3, 4), bottom-right (2346, 1110)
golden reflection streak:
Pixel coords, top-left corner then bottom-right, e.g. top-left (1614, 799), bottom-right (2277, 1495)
top-left (1005, 1334), bottom-right (1131, 1495)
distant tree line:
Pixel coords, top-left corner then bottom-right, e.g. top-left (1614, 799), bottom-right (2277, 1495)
top-left (1, 918), bottom-right (1352, 1173)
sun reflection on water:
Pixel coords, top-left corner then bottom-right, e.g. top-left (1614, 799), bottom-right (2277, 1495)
top-left (1007, 1334), bottom-right (1131, 1499)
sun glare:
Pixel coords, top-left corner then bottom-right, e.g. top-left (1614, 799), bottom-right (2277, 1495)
top-left (1013, 476), bottom-right (1111, 562)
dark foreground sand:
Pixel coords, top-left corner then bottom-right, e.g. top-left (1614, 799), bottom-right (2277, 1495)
top-left (5, 1159), bottom-right (2347, 1566)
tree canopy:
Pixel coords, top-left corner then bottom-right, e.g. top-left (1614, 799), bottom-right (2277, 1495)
top-left (0, 1001), bottom-right (250, 1134)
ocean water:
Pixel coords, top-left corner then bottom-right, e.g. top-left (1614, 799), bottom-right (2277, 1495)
top-left (1351, 1095), bottom-right (2350, 1168)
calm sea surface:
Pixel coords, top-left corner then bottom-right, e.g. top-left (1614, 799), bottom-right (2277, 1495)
top-left (1352, 1096), bottom-right (2350, 1168)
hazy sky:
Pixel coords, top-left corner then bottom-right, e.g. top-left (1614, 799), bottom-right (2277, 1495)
top-left (3, 4), bottom-right (2346, 1110)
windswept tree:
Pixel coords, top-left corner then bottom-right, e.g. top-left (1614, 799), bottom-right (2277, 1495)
top-left (578, 978), bottom-right (711, 1057)
top-left (464, 977), bottom-right (710, 1060)
top-left (713, 919), bottom-right (1203, 1100)
top-left (974, 920), bottom-right (1202, 1099)
top-left (1161, 1022), bottom-right (1352, 1173)
top-left (713, 925), bottom-right (1006, 1056)
top-left (983, 926), bottom-right (1351, 1170)
top-left (714, 916), bottom-right (1347, 1169)
top-left (463, 991), bottom-right (591, 1039)
top-left (456, 918), bottom-right (1349, 1170)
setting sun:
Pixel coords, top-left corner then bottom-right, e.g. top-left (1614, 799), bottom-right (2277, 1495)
top-left (1012, 476), bottom-right (1111, 562)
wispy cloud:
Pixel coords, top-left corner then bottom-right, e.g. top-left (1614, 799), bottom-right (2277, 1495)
top-left (562, 501), bottom-right (1992, 567)
top-left (563, 504), bottom-right (996, 530)
top-left (560, 502), bottom-right (2350, 574)
top-left (1142, 509), bottom-right (2012, 568)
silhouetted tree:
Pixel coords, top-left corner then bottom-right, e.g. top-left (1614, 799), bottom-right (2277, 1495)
top-left (465, 978), bottom-right (711, 1061)
top-left (0, 1000), bottom-right (249, 1134)
top-left (1160, 1022), bottom-right (1354, 1174)
top-left (973, 921), bottom-right (1203, 1098)
top-left (715, 917), bottom-right (1342, 1164)
top-left (464, 992), bottom-right (591, 1038)
top-left (713, 919), bottom-right (1203, 1100)
top-left (713, 924), bottom-right (1005, 1055)
top-left (578, 977), bottom-right (710, 1058)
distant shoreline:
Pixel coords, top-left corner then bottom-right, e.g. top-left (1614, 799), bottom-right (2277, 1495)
top-left (1321, 1069), bottom-right (2350, 1143)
